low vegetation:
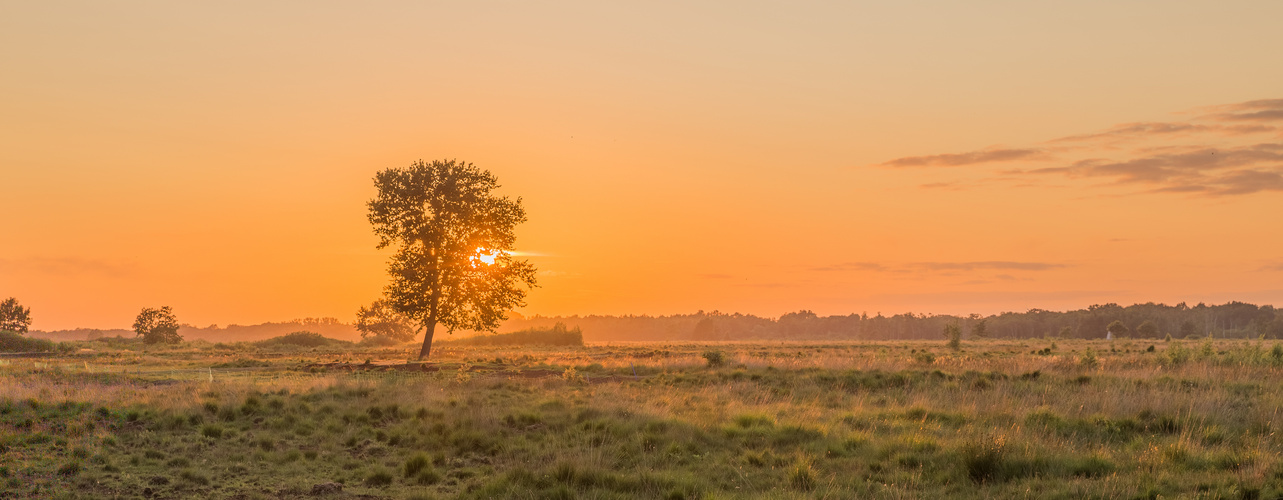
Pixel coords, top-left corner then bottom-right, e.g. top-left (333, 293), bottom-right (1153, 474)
top-left (4, 338), bottom-right (1283, 498)
top-left (0, 330), bottom-right (60, 353)
top-left (254, 331), bottom-right (352, 349)
top-left (440, 322), bottom-right (584, 347)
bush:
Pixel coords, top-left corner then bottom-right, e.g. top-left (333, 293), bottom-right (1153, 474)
top-left (702, 350), bottom-right (726, 368)
top-left (201, 425), bottom-right (223, 439)
top-left (1080, 348), bottom-right (1099, 371)
top-left (56, 461), bottom-right (81, 476)
top-left (256, 331), bottom-right (350, 349)
top-left (440, 322), bottom-right (584, 347)
top-left (404, 453), bottom-right (431, 478)
top-left (789, 462), bottom-right (816, 491)
top-left (365, 468), bottom-right (394, 487)
top-left (0, 330), bottom-right (56, 353)
top-left (962, 437), bottom-right (1006, 483)
top-left (943, 323), bottom-right (962, 351)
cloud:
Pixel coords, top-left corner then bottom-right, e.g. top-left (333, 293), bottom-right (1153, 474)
top-left (811, 261), bottom-right (1066, 273)
top-left (1204, 99), bottom-right (1283, 122)
top-left (0, 257), bottom-right (136, 278)
top-left (865, 289), bottom-right (1124, 307)
top-left (1020, 143), bottom-right (1283, 196)
top-left (1259, 263), bottom-right (1283, 272)
top-left (913, 261), bottom-right (1067, 271)
top-left (733, 282), bottom-right (793, 288)
top-left (883, 98), bottom-right (1283, 197)
top-left (881, 148), bottom-right (1045, 167)
top-left (810, 262), bottom-right (889, 272)
top-left (697, 273), bottom-right (734, 280)
top-left (1051, 122), bottom-right (1274, 143)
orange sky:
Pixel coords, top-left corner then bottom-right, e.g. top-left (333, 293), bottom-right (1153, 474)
top-left (4, 2), bottom-right (1283, 330)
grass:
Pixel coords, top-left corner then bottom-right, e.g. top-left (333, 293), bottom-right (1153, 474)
top-left (4, 338), bottom-right (1283, 497)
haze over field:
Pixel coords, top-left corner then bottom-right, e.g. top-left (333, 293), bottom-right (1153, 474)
top-left (3, 2), bottom-right (1283, 330)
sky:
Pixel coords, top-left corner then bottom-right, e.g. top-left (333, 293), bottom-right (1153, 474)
top-left (3, 1), bottom-right (1283, 330)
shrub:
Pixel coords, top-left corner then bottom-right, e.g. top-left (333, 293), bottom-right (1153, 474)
top-left (561, 366), bottom-right (583, 383)
top-left (414, 469), bottom-right (442, 485)
top-left (0, 330), bottom-right (56, 353)
top-left (438, 322), bottom-right (585, 347)
top-left (179, 470), bottom-right (210, 485)
top-left (256, 331), bottom-right (350, 349)
top-left (1068, 455), bottom-right (1114, 477)
top-left (1080, 348), bottom-right (1099, 371)
top-left (404, 453), bottom-right (431, 477)
top-left (201, 424), bottom-right (223, 439)
top-left (702, 350), bottom-right (726, 368)
top-left (788, 462), bottom-right (816, 491)
top-left (1166, 342), bottom-right (1190, 366)
top-left (56, 462), bottom-right (81, 476)
top-left (943, 323), bottom-right (962, 351)
top-left (962, 436), bottom-right (1006, 483)
top-left (365, 468), bottom-right (395, 487)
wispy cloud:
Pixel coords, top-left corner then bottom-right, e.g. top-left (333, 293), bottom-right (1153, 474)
top-left (881, 148), bottom-right (1045, 168)
top-left (1202, 99), bottom-right (1283, 122)
top-left (812, 261), bottom-right (1066, 273)
top-left (0, 257), bottom-right (137, 277)
top-left (1050, 122), bottom-right (1274, 143)
top-left (914, 261), bottom-right (1067, 271)
top-left (1018, 143), bottom-right (1283, 196)
top-left (877, 98), bottom-right (1283, 197)
top-left (810, 262), bottom-right (889, 272)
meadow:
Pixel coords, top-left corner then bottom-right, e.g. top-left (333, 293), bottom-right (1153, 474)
top-left (3, 335), bottom-right (1283, 499)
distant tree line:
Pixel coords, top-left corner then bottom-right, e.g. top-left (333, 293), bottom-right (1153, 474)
top-left (502, 302), bottom-right (1283, 342)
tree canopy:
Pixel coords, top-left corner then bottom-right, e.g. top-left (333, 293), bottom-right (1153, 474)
top-left (0, 297), bottom-right (32, 333)
top-left (133, 306), bottom-right (182, 345)
top-left (368, 159), bottom-right (537, 360)
top-left (355, 299), bottom-right (416, 342)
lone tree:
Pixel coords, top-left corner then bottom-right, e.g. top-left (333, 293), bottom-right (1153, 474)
top-left (1106, 320), bottom-right (1129, 338)
top-left (355, 299), bottom-right (416, 343)
top-left (943, 322), bottom-right (962, 351)
top-left (1136, 320), bottom-right (1160, 338)
top-left (133, 306), bottom-right (182, 345)
top-left (368, 159), bottom-right (537, 360)
top-left (0, 297), bottom-right (32, 333)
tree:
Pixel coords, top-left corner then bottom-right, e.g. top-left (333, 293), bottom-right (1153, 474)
top-left (355, 299), bottom-right (416, 342)
top-left (368, 159), bottom-right (538, 360)
top-left (1136, 320), bottom-right (1159, 337)
top-left (0, 298), bottom-right (32, 333)
top-left (1179, 320), bottom-right (1198, 338)
top-left (133, 306), bottom-right (182, 345)
top-left (969, 315), bottom-right (988, 338)
top-left (943, 322), bottom-right (962, 351)
top-left (1106, 320), bottom-right (1129, 338)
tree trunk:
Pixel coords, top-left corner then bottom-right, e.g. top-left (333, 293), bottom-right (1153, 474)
top-left (418, 319), bottom-right (438, 361)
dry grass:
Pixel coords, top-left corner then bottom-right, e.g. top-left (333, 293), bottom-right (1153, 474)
top-left (3, 337), bottom-right (1283, 498)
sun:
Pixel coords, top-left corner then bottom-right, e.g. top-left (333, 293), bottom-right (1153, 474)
top-left (474, 248), bottom-right (499, 266)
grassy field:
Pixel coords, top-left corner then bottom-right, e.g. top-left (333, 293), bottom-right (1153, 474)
top-left (3, 336), bottom-right (1283, 499)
